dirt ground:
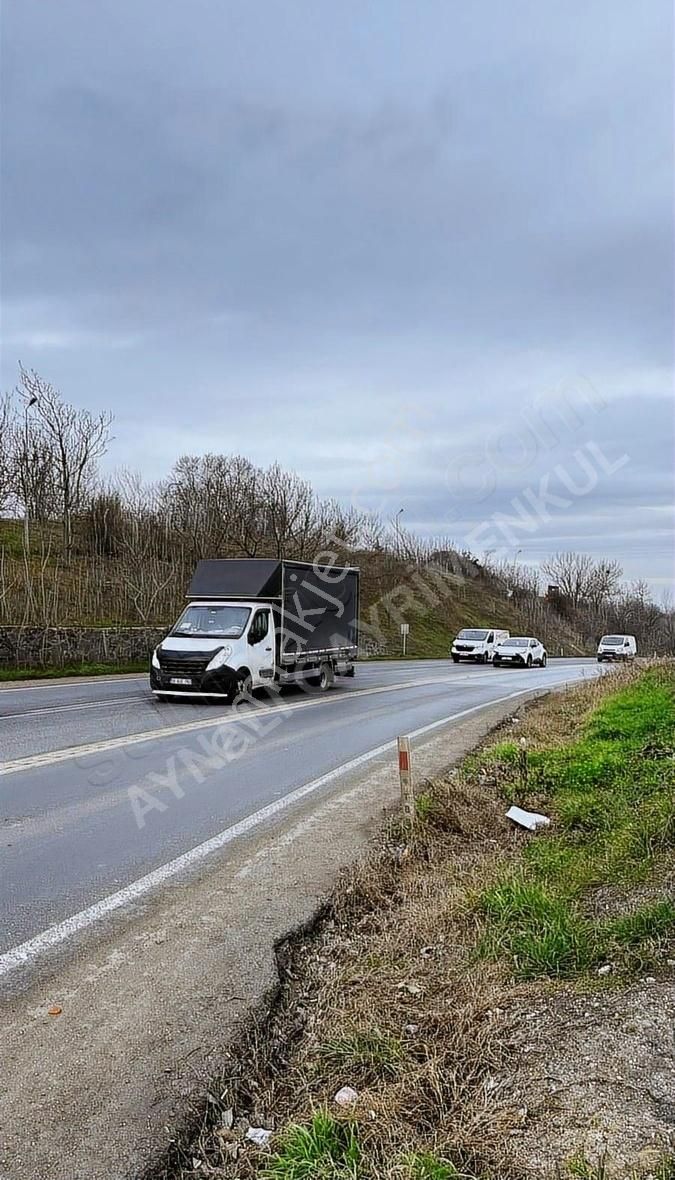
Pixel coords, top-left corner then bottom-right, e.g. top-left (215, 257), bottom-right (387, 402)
top-left (499, 976), bottom-right (675, 1175)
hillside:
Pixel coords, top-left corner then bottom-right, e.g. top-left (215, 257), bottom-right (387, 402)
top-left (0, 518), bottom-right (591, 668)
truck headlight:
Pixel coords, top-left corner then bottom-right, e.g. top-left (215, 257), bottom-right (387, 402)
top-left (206, 645), bottom-right (233, 671)
top-left (151, 647), bottom-right (161, 669)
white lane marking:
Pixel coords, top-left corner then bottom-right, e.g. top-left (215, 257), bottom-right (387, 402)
top-left (0, 687), bottom-right (539, 977)
top-left (0, 675), bottom-right (483, 777)
top-left (0, 676), bottom-right (146, 694)
top-left (0, 695), bottom-right (148, 721)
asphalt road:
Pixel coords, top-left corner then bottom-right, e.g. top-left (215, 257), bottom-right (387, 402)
top-left (0, 658), bottom-right (601, 971)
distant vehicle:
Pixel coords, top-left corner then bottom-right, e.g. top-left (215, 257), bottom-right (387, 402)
top-left (451, 627), bottom-right (509, 664)
top-left (493, 636), bottom-right (547, 668)
top-left (150, 558), bottom-right (359, 701)
top-left (597, 634), bottom-right (637, 662)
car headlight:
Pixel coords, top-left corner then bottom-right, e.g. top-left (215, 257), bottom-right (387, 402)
top-left (151, 647), bottom-right (161, 669)
top-left (206, 645), bottom-right (233, 671)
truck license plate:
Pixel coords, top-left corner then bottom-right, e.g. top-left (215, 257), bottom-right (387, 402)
top-left (170, 677), bottom-right (192, 686)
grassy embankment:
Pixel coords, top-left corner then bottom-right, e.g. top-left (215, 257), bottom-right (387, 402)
top-left (161, 665), bottom-right (674, 1180)
top-left (0, 662), bottom-right (147, 682)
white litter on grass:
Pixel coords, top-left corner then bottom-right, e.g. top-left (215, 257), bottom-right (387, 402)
top-left (334, 1086), bottom-right (359, 1108)
top-left (245, 1127), bottom-right (273, 1147)
top-left (506, 805), bottom-right (551, 831)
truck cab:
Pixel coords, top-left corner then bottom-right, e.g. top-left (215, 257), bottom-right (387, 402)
top-left (151, 600), bottom-right (276, 700)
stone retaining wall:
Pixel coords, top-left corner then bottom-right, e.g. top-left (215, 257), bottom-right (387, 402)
top-left (0, 626), bottom-right (166, 669)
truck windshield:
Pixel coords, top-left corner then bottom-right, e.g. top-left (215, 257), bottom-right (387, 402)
top-left (172, 605), bottom-right (251, 639)
top-left (457, 629), bottom-right (489, 640)
top-left (600, 636), bottom-right (623, 645)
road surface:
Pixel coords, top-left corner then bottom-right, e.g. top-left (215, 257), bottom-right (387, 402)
top-left (0, 656), bottom-right (608, 1180)
top-left (0, 657), bottom-right (600, 976)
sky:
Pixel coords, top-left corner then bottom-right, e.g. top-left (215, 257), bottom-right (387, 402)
top-left (1, 0), bottom-right (673, 592)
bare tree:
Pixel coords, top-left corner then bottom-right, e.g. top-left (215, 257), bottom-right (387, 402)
top-left (541, 551), bottom-right (622, 607)
top-left (586, 558), bottom-right (623, 608)
top-left (18, 366), bottom-right (113, 557)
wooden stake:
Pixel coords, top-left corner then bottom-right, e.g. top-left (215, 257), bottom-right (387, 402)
top-left (398, 735), bottom-right (415, 824)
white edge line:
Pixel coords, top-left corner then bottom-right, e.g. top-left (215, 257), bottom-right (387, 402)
top-left (0, 687), bottom-right (539, 978)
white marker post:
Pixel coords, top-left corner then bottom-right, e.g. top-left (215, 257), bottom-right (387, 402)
top-left (397, 735), bottom-right (414, 825)
top-left (401, 621), bottom-right (409, 657)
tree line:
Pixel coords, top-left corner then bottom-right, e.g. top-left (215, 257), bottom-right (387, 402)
top-left (0, 368), bottom-right (673, 653)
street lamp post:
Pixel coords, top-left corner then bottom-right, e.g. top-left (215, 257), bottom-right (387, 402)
top-left (23, 395), bottom-right (38, 552)
top-left (395, 507), bottom-right (404, 556)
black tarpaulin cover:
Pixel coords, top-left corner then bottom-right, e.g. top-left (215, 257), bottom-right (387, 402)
top-left (281, 563), bottom-right (359, 656)
top-left (188, 559), bottom-right (283, 600)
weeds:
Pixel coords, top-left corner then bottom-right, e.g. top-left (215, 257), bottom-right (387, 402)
top-left (566, 1154), bottom-right (675, 1180)
top-left (405, 1153), bottom-right (463, 1179)
top-left (317, 1029), bottom-right (403, 1083)
top-left (262, 1112), bottom-right (360, 1179)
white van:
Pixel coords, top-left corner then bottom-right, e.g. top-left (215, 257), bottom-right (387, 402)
top-left (597, 634), bottom-right (637, 662)
top-left (451, 627), bottom-right (509, 664)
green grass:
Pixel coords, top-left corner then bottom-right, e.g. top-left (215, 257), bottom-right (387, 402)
top-left (318, 1028), bottom-right (403, 1082)
top-left (262, 1112), bottom-right (360, 1179)
top-left (479, 669), bottom-right (675, 979)
top-left (405, 1152), bottom-right (463, 1179)
top-left (262, 1117), bottom-right (468, 1180)
top-left (0, 661), bottom-right (148, 681)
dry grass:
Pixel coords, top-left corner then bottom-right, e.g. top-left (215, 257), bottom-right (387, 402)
top-left (149, 664), bottom-right (674, 1180)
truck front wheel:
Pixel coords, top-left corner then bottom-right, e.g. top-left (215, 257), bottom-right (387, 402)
top-left (229, 669), bottom-right (253, 703)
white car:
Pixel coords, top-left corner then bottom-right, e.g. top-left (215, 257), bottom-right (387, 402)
top-left (493, 636), bottom-right (547, 668)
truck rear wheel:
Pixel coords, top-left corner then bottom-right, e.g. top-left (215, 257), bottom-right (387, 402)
top-left (310, 662), bottom-right (335, 691)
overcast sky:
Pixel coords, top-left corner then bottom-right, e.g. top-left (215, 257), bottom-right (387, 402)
top-left (1, 1), bottom-right (673, 591)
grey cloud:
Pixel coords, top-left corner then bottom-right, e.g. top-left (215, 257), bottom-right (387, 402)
top-left (1, 0), bottom-right (672, 590)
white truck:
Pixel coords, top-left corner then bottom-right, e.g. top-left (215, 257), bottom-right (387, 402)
top-left (451, 627), bottom-right (509, 664)
top-left (150, 558), bottom-right (360, 701)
